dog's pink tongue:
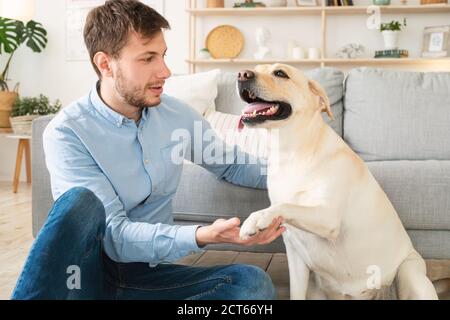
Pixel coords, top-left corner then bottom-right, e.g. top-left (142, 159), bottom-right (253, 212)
top-left (238, 102), bottom-right (272, 132)
top-left (243, 102), bottom-right (272, 114)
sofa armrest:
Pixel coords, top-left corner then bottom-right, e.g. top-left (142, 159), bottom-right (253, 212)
top-left (31, 115), bottom-right (54, 237)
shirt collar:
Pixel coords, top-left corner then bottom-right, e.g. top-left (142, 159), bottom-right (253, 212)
top-left (90, 82), bottom-right (151, 127)
top-left (90, 82), bottom-right (126, 128)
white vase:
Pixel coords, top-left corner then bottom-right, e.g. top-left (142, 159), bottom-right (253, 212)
top-left (264, 0), bottom-right (287, 6)
top-left (198, 50), bottom-right (211, 60)
top-left (382, 31), bottom-right (400, 50)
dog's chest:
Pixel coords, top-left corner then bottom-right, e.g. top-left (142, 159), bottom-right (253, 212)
top-left (267, 168), bottom-right (327, 206)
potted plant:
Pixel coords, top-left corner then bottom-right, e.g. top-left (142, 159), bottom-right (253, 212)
top-left (0, 17), bottom-right (48, 128)
top-left (380, 19), bottom-right (407, 50)
top-left (10, 94), bottom-right (61, 136)
top-left (198, 48), bottom-right (211, 59)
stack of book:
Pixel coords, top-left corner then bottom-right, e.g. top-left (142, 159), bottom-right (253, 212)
top-left (374, 49), bottom-right (409, 58)
top-left (327, 0), bottom-right (354, 5)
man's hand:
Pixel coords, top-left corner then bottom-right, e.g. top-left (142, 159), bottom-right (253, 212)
top-left (195, 217), bottom-right (286, 247)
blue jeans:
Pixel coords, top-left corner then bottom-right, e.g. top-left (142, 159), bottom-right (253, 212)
top-left (11, 187), bottom-right (276, 300)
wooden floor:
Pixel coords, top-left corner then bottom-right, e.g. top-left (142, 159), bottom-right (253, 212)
top-left (0, 182), bottom-right (449, 300)
top-left (0, 182), bottom-right (34, 300)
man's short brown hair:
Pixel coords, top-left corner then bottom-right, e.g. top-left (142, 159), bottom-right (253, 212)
top-left (83, 0), bottom-right (170, 77)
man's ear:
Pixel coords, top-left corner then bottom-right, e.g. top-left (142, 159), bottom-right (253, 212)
top-left (93, 52), bottom-right (113, 78)
top-left (308, 79), bottom-right (335, 121)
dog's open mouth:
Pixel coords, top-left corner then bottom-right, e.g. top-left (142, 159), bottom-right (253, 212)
top-left (238, 88), bottom-right (292, 131)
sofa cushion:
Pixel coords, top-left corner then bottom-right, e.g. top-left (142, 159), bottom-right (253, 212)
top-left (164, 69), bottom-right (221, 116)
top-left (344, 67), bottom-right (450, 161)
top-left (407, 230), bottom-right (450, 259)
top-left (205, 110), bottom-right (269, 158)
top-left (215, 67), bottom-right (345, 137)
top-left (172, 163), bottom-right (271, 223)
top-left (367, 160), bottom-right (450, 231)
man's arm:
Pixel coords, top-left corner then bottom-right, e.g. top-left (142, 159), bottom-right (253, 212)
top-left (43, 122), bottom-right (203, 264)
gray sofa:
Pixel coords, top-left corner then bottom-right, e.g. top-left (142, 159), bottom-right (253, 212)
top-left (32, 67), bottom-right (450, 260)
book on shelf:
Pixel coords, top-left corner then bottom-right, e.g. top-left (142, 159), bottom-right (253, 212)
top-left (374, 49), bottom-right (409, 58)
top-left (327, 0), bottom-right (354, 5)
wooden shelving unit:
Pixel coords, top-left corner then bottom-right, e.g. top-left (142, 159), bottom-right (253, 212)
top-left (187, 4), bottom-right (450, 16)
top-left (186, 1), bottom-right (450, 73)
top-left (187, 57), bottom-right (450, 65)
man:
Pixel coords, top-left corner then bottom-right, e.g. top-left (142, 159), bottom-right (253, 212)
top-left (12, 0), bottom-right (285, 300)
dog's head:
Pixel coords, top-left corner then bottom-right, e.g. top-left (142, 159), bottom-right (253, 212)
top-left (237, 64), bottom-right (334, 131)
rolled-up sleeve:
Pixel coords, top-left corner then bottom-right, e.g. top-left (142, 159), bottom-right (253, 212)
top-left (43, 122), bottom-right (203, 264)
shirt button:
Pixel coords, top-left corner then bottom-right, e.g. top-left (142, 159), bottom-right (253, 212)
top-left (144, 159), bottom-right (149, 164)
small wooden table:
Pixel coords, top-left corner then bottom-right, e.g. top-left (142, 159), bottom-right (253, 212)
top-left (7, 135), bottom-right (32, 193)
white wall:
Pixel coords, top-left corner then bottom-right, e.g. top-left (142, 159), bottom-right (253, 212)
top-left (0, 0), bottom-right (449, 181)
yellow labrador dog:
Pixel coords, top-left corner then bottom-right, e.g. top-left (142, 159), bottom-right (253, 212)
top-left (237, 64), bottom-right (438, 300)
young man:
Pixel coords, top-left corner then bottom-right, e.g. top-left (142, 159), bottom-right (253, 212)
top-left (12, 0), bottom-right (285, 300)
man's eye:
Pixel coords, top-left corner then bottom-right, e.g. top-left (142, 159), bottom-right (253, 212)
top-left (143, 57), bottom-right (154, 63)
top-left (273, 70), bottom-right (289, 79)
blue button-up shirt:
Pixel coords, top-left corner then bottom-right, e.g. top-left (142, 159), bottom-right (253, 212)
top-left (43, 83), bottom-right (267, 264)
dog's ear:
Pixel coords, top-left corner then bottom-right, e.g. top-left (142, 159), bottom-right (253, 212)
top-left (308, 80), bottom-right (335, 121)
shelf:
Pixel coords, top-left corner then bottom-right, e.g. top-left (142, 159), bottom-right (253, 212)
top-left (324, 58), bottom-right (450, 64)
top-left (186, 59), bottom-right (322, 64)
top-left (326, 4), bottom-right (450, 15)
top-left (187, 7), bottom-right (322, 16)
top-left (187, 4), bottom-right (450, 16)
top-left (187, 2), bottom-right (450, 73)
top-left (187, 58), bottom-right (450, 65)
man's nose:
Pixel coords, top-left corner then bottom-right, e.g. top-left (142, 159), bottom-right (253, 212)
top-left (238, 70), bottom-right (255, 82)
top-left (158, 60), bottom-right (172, 79)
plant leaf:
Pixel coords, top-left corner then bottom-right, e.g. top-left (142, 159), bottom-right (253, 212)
top-left (0, 18), bottom-right (22, 54)
top-left (22, 20), bottom-right (48, 53)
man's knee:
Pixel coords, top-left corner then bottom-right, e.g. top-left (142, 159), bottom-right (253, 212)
top-left (50, 187), bottom-right (105, 232)
top-left (225, 264), bottom-right (277, 300)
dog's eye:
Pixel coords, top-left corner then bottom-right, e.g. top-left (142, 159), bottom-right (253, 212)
top-left (273, 70), bottom-right (289, 79)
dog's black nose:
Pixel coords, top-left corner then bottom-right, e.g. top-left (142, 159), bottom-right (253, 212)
top-left (238, 70), bottom-right (255, 82)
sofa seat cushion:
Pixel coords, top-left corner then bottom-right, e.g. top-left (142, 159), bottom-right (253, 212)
top-left (172, 163), bottom-right (270, 223)
top-left (344, 67), bottom-right (450, 161)
top-left (367, 160), bottom-right (450, 231)
top-left (173, 160), bottom-right (450, 232)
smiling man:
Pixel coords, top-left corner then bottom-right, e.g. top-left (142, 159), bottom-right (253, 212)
top-left (11, 0), bottom-right (285, 300)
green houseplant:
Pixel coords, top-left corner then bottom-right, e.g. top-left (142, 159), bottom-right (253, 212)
top-left (10, 94), bottom-right (61, 135)
top-left (380, 19), bottom-right (407, 50)
top-left (0, 17), bottom-right (48, 128)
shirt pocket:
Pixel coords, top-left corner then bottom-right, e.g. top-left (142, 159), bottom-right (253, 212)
top-left (160, 141), bottom-right (186, 195)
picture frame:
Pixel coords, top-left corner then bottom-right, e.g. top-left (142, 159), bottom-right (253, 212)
top-left (422, 25), bottom-right (450, 58)
top-left (295, 0), bottom-right (319, 6)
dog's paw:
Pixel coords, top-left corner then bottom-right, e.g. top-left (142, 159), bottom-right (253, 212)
top-left (239, 210), bottom-right (272, 240)
top-left (256, 212), bottom-right (274, 231)
top-left (239, 211), bottom-right (262, 240)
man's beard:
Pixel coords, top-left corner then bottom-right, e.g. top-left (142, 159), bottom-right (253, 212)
top-left (114, 66), bottom-right (158, 109)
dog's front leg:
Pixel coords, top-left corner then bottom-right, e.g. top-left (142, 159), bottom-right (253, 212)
top-left (240, 203), bottom-right (340, 241)
top-left (283, 229), bottom-right (310, 300)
